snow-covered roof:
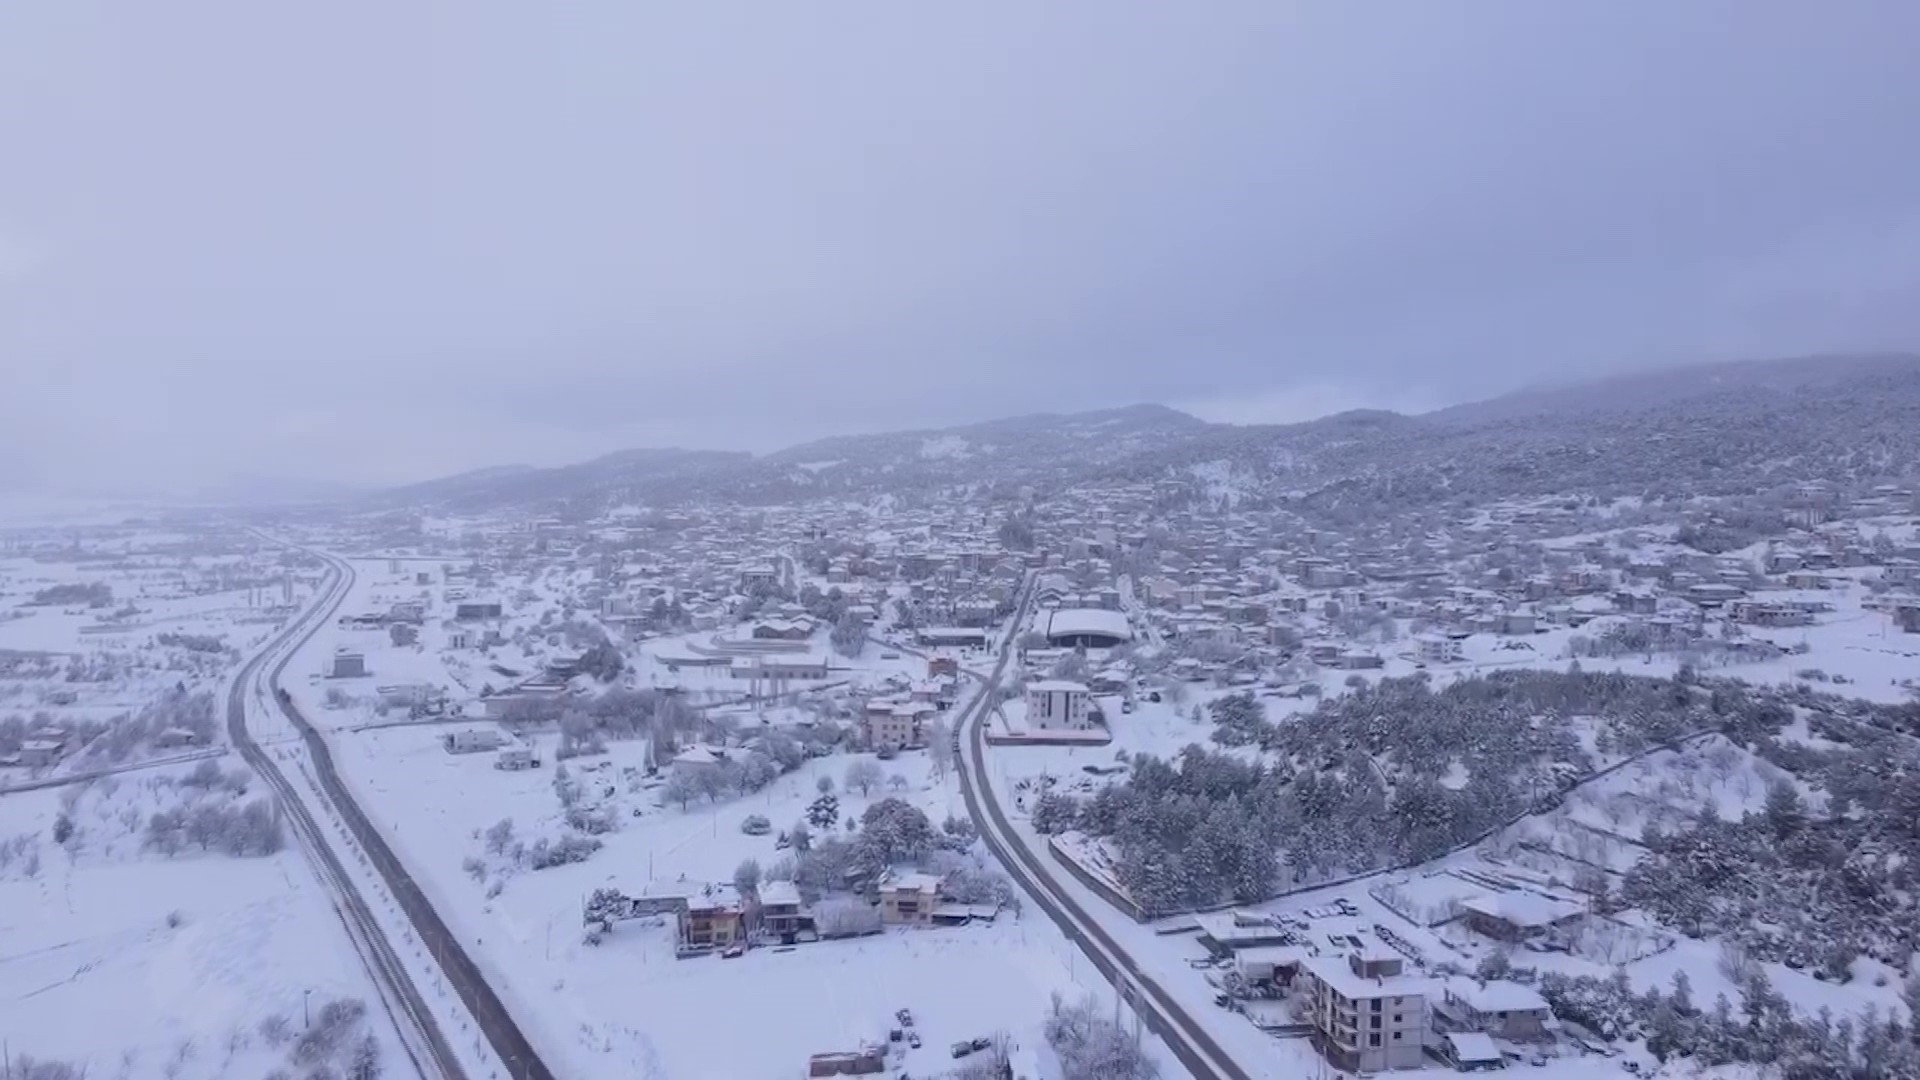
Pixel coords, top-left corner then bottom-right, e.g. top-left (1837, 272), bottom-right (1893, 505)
top-left (881, 872), bottom-right (942, 894)
top-left (1027, 680), bottom-right (1090, 694)
top-left (758, 881), bottom-right (801, 908)
top-left (1447, 977), bottom-right (1550, 1014)
top-left (1459, 891), bottom-right (1585, 928)
top-left (1044, 607), bottom-right (1132, 643)
top-left (1444, 1031), bottom-right (1503, 1063)
top-left (671, 745), bottom-right (723, 767)
top-left (1301, 952), bottom-right (1434, 1001)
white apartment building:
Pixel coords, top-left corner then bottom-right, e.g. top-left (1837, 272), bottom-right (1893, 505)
top-left (1301, 943), bottom-right (1433, 1072)
top-left (1025, 680), bottom-right (1094, 730)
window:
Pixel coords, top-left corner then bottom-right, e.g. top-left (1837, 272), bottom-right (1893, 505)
top-left (1393, 1013), bottom-right (1403, 1024)
top-left (1393, 1032), bottom-right (1403, 1041)
top-left (1372, 999), bottom-right (1383, 1012)
top-left (1369, 1033), bottom-right (1381, 1047)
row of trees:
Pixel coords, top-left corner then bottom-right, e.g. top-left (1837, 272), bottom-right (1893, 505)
top-left (142, 798), bottom-right (284, 858)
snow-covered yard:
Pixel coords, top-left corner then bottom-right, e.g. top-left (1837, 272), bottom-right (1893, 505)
top-left (0, 768), bottom-right (403, 1079)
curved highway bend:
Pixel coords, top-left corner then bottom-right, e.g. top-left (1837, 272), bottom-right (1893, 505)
top-left (955, 579), bottom-right (1252, 1080)
top-left (231, 546), bottom-right (558, 1080)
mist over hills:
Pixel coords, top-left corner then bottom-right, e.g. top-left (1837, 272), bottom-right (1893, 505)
top-left (379, 354), bottom-right (1920, 514)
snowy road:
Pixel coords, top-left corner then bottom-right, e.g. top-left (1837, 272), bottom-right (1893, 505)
top-left (252, 547), bottom-right (560, 1080)
top-left (227, 552), bottom-right (455, 1078)
top-left (958, 576), bottom-right (1249, 1080)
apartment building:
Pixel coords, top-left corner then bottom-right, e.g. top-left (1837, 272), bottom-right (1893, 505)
top-left (1300, 943), bottom-right (1433, 1072)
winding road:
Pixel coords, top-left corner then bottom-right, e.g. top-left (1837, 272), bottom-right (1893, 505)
top-left (954, 577), bottom-right (1251, 1080)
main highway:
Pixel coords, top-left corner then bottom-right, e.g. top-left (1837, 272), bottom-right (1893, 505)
top-left (230, 544), bottom-right (557, 1080)
top-left (953, 577), bottom-right (1252, 1080)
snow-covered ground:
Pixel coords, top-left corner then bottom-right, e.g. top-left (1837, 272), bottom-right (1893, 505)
top-left (0, 530), bottom-right (414, 1078)
top-left (0, 773), bottom-right (406, 1079)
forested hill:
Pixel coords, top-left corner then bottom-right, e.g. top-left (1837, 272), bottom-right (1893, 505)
top-left (377, 353), bottom-right (1920, 513)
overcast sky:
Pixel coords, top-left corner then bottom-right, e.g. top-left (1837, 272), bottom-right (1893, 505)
top-left (5, 2), bottom-right (1920, 495)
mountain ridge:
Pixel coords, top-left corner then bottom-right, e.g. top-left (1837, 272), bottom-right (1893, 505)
top-left (376, 353), bottom-right (1920, 513)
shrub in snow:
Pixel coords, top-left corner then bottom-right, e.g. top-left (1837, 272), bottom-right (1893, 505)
top-left (258, 1013), bottom-right (292, 1047)
top-left (565, 805), bottom-right (617, 835)
top-left (483, 817), bottom-right (515, 855)
top-left (1044, 993), bottom-right (1157, 1080)
top-left (813, 896), bottom-right (882, 938)
top-left (293, 998), bottom-right (368, 1067)
top-left (526, 832), bottom-right (602, 870)
top-left (7, 1058), bottom-right (88, 1080)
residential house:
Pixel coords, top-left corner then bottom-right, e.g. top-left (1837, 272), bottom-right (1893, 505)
top-left (18, 736), bottom-right (67, 768)
top-left (1437, 978), bottom-right (1554, 1041)
top-left (454, 600), bottom-right (504, 621)
top-left (327, 648), bottom-right (367, 679)
top-left (756, 880), bottom-right (815, 943)
top-left (865, 699), bottom-right (933, 751)
top-left (877, 872), bottom-right (942, 925)
top-left (679, 884), bottom-right (744, 951)
top-left (1896, 601), bottom-right (1920, 634)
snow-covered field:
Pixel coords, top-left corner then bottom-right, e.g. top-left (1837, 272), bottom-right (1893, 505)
top-left (0, 752), bottom-right (404, 1079)
top-left (0, 530), bottom-right (410, 1078)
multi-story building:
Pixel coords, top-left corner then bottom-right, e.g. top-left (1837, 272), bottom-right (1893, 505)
top-left (1413, 634), bottom-right (1463, 664)
top-left (1024, 680), bottom-right (1093, 730)
top-left (679, 887), bottom-right (744, 951)
top-left (876, 872), bottom-right (942, 925)
top-left (1300, 944), bottom-right (1433, 1072)
top-left (755, 881), bottom-right (815, 944)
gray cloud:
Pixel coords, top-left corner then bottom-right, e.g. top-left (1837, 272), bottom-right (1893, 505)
top-left (5, 1), bottom-right (1919, 494)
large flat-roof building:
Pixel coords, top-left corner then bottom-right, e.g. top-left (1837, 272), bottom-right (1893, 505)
top-left (1043, 608), bottom-right (1132, 648)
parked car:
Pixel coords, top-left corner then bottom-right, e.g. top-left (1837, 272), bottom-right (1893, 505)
top-left (740, 814), bottom-right (771, 836)
top-left (907, 1033), bottom-right (921, 1049)
top-left (951, 1042), bottom-right (973, 1059)
top-left (896, 1008), bottom-right (914, 1027)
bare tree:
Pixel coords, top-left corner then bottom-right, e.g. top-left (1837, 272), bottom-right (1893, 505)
top-left (845, 759), bottom-right (883, 797)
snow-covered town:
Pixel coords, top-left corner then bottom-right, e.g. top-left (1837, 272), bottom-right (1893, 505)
top-left (8, 405), bottom-right (1920, 1080)
top-left (9, 8), bottom-right (1920, 1080)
